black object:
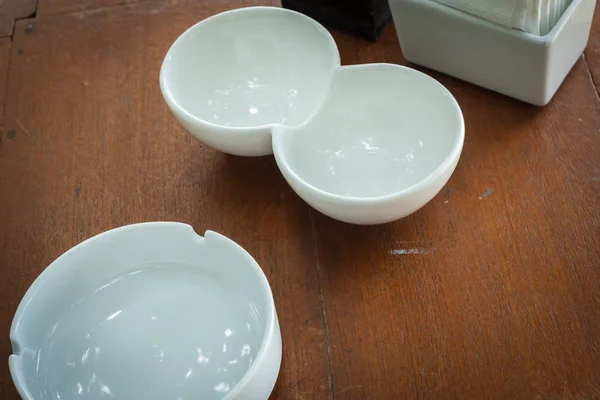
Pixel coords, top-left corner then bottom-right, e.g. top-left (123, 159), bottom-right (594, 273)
top-left (282, 0), bottom-right (392, 42)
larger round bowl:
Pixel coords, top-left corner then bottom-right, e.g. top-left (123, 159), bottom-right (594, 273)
top-left (273, 64), bottom-right (465, 225)
top-left (9, 222), bottom-right (281, 400)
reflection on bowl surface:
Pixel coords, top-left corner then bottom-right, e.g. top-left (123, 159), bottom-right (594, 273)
top-left (31, 263), bottom-right (260, 400)
top-left (161, 7), bottom-right (338, 128)
top-left (280, 64), bottom-right (463, 198)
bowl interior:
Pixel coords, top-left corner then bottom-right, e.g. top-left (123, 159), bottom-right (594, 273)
top-left (276, 64), bottom-right (463, 199)
top-left (161, 7), bottom-right (339, 129)
top-left (10, 224), bottom-right (273, 400)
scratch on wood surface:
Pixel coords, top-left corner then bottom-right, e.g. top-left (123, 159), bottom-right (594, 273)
top-left (479, 188), bottom-right (494, 199)
top-left (307, 327), bottom-right (324, 336)
top-left (14, 119), bottom-right (30, 135)
top-left (336, 385), bottom-right (363, 395)
top-left (552, 101), bottom-right (600, 110)
top-left (582, 53), bottom-right (600, 102)
top-left (309, 210), bottom-right (335, 399)
top-left (389, 248), bottom-right (434, 255)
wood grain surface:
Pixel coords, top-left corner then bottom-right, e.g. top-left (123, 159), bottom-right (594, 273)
top-left (1, 1), bottom-right (600, 399)
top-left (318, 24), bottom-right (600, 400)
top-left (0, 37), bottom-right (10, 131)
top-left (37, 0), bottom-right (141, 16)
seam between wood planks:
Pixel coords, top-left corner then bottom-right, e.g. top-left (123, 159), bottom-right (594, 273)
top-left (0, 0), bottom-right (38, 38)
top-left (0, 38), bottom-right (13, 137)
top-left (38, 0), bottom-right (156, 18)
top-left (582, 53), bottom-right (600, 104)
top-left (310, 209), bottom-right (336, 400)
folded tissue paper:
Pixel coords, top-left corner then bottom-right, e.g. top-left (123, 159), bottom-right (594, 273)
top-left (434, 0), bottom-right (573, 36)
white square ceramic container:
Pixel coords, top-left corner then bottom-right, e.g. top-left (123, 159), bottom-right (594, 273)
top-left (389, 0), bottom-right (596, 106)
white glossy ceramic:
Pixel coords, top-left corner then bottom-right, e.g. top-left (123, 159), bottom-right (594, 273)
top-left (160, 6), bottom-right (340, 157)
top-left (274, 64), bottom-right (464, 225)
top-left (160, 7), bottom-right (464, 224)
top-left (390, 0), bottom-right (596, 106)
top-left (9, 222), bottom-right (282, 400)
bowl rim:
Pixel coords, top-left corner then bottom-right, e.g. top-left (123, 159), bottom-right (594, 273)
top-left (272, 63), bottom-right (465, 205)
top-left (159, 5), bottom-right (341, 133)
top-left (9, 222), bottom-right (279, 400)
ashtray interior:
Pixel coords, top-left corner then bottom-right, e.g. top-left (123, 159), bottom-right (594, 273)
top-left (10, 224), bottom-right (279, 400)
top-left (161, 7), bottom-right (339, 129)
top-left (275, 64), bottom-right (464, 198)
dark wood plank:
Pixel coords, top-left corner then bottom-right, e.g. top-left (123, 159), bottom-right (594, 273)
top-left (316, 25), bottom-right (600, 400)
top-left (0, 0), bottom-right (37, 37)
top-left (36, 0), bottom-right (278, 16)
top-left (37, 0), bottom-right (142, 16)
top-left (584, 0), bottom-right (600, 96)
top-left (0, 1), bottom-right (330, 399)
top-left (0, 37), bottom-right (10, 131)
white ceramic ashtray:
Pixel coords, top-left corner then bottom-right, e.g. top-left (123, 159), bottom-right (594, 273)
top-left (160, 7), bottom-right (464, 224)
top-left (9, 222), bottom-right (281, 400)
top-left (389, 0), bottom-right (596, 106)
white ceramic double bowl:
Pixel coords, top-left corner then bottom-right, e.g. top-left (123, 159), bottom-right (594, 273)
top-left (160, 6), bottom-right (465, 225)
top-left (10, 223), bottom-right (281, 400)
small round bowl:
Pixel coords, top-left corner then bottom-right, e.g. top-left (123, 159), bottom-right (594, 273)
top-left (9, 222), bottom-right (281, 400)
top-left (273, 64), bottom-right (465, 225)
top-left (160, 6), bottom-right (340, 156)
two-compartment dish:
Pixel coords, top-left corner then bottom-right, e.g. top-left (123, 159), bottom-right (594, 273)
top-left (160, 6), bottom-right (465, 225)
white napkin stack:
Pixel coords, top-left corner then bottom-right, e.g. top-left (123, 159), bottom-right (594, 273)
top-left (433, 0), bottom-right (573, 36)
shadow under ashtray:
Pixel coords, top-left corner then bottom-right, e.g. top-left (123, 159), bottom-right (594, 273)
top-left (160, 6), bottom-right (465, 225)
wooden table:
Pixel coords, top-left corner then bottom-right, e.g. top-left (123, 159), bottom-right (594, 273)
top-left (1, 1), bottom-right (599, 399)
